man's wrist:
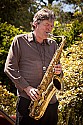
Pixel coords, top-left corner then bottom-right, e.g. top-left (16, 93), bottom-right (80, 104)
top-left (24, 86), bottom-right (31, 92)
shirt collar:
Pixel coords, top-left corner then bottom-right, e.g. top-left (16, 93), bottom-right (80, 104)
top-left (27, 32), bottom-right (34, 42)
top-left (25, 32), bottom-right (51, 45)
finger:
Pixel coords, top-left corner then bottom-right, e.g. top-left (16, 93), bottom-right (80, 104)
top-left (35, 89), bottom-right (40, 95)
top-left (30, 89), bottom-right (40, 100)
top-left (32, 90), bottom-right (40, 99)
top-left (30, 92), bottom-right (37, 101)
top-left (30, 95), bottom-right (36, 101)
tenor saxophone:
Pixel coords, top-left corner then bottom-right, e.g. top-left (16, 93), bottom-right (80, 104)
top-left (28, 34), bottom-right (66, 120)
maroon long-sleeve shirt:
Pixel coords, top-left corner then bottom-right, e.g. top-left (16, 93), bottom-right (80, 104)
top-left (4, 32), bottom-right (60, 104)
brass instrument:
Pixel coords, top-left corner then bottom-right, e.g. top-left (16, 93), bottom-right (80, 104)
top-left (29, 34), bottom-right (66, 120)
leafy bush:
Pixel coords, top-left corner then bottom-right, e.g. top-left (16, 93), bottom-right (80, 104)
top-left (0, 21), bottom-right (24, 94)
top-left (0, 0), bottom-right (38, 31)
top-left (0, 85), bottom-right (17, 115)
top-left (57, 40), bottom-right (83, 125)
top-left (52, 20), bottom-right (83, 47)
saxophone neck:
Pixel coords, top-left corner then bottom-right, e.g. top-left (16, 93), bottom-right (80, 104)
top-left (48, 33), bottom-right (66, 41)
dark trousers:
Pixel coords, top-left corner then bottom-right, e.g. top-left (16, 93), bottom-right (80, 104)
top-left (16, 96), bottom-right (59, 125)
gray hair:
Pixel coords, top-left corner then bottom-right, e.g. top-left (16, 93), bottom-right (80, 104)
top-left (32, 8), bottom-right (55, 29)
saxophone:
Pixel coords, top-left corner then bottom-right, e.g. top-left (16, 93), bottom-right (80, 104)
top-left (28, 34), bottom-right (66, 120)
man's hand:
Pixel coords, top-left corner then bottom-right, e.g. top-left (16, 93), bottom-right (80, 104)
top-left (24, 86), bottom-right (40, 101)
top-left (54, 64), bottom-right (62, 75)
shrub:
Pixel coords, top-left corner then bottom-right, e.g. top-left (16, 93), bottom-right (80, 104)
top-left (0, 21), bottom-right (25, 94)
top-left (52, 20), bottom-right (83, 47)
top-left (57, 40), bottom-right (83, 125)
top-left (0, 85), bottom-right (17, 115)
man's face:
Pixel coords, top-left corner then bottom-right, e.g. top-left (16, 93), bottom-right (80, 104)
top-left (35, 20), bottom-right (54, 39)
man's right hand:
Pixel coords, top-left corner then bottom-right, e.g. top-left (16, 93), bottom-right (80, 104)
top-left (24, 86), bottom-right (40, 101)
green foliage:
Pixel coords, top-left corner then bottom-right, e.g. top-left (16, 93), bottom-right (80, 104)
top-left (0, 85), bottom-right (17, 115)
top-left (0, 0), bottom-right (41, 31)
top-left (73, 11), bottom-right (83, 22)
top-left (52, 20), bottom-right (83, 46)
top-left (57, 89), bottom-right (83, 125)
top-left (0, 0), bottom-right (83, 31)
top-left (57, 40), bottom-right (83, 125)
top-left (0, 21), bottom-right (24, 93)
top-left (61, 41), bottom-right (83, 89)
top-left (0, 22), bottom-right (23, 50)
top-left (11, 0), bottom-right (37, 31)
top-left (0, 0), bottom-right (20, 23)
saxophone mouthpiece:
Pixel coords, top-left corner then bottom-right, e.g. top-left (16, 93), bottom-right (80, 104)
top-left (46, 32), bottom-right (53, 37)
top-left (46, 33), bottom-right (66, 41)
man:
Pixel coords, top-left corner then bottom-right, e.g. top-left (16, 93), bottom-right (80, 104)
top-left (4, 8), bottom-right (63, 125)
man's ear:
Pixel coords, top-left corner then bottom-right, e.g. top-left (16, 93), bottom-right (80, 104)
top-left (33, 22), bottom-right (37, 28)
